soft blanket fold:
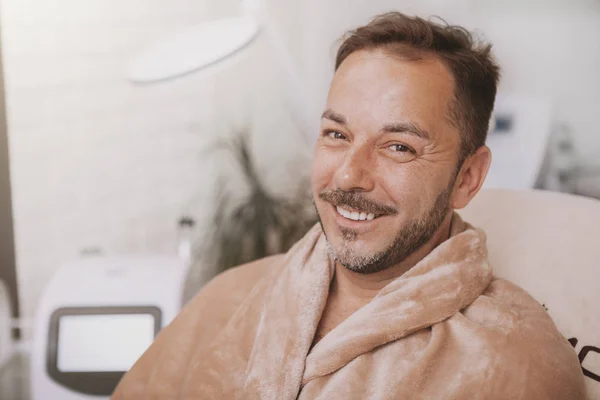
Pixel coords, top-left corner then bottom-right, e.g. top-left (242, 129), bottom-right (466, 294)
top-left (112, 214), bottom-right (586, 400)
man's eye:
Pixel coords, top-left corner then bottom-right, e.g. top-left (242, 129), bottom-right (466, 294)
top-left (389, 144), bottom-right (414, 153)
top-left (326, 130), bottom-right (346, 140)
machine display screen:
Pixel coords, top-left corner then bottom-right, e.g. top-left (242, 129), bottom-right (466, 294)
top-left (57, 313), bottom-right (155, 372)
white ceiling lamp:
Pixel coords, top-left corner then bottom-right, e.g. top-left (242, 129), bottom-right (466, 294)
top-left (127, 0), bottom-right (316, 143)
top-left (127, 16), bottom-right (260, 83)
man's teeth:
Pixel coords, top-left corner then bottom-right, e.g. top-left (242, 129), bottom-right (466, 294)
top-left (336, 206), bottom-right (376, 221)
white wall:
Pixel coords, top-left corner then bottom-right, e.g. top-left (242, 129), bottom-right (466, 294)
top-left (0, 0), bottom-right (210, 335)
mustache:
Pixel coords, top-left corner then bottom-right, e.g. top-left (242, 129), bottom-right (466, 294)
top-left (319, 189), bottom-right (398, 216)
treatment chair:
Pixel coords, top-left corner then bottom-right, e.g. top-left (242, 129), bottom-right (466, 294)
top-left (459, 189), bottom-right (600, 399)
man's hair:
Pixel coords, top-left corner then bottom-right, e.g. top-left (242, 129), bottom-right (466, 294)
top-left (335, 12), bottom-right (501, 164)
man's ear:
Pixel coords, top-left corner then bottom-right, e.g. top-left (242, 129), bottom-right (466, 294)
top-left (451, 146), bottom-right (492, 210)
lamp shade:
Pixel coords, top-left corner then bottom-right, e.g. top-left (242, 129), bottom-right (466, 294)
top-left (127, 15), bottom-right (260, 83)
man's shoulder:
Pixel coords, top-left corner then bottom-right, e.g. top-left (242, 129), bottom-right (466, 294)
top-left (462, 278), bottom-right (587, 398)
top-left (183, 254), bottom-right (286, 318)
top-left (163, 253), bottom-right (287, 336)
top-left (112, 254), bottom-right (288, 399)
top-left (139, 255), bottom-right (286, 358)
top-left (202, 254), bottom-right (286, 298)
top-left (463, 277), bottom-right (577, 361)
top-left (465, 278), bottom-right (557, 331)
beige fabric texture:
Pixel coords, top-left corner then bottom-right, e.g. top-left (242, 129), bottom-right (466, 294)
top-left (112, 209), bottom-right (586, 399)
top-left (460, 188), bottom-right (600, 399)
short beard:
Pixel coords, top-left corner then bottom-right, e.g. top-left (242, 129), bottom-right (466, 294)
top-left (317, 183), bottom-right (454, 275)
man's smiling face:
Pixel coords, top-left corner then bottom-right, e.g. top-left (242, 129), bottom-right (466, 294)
top-left (312, 49), bottom-right (463, 274)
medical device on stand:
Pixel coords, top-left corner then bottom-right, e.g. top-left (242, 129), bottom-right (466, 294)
top-left (484, 95), bottom-right (582, 191)
top-left (30, 219), bottom-right (194, 400)
top-left (484, 95), bottom-right (554, 190)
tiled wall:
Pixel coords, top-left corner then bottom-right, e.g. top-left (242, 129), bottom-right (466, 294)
top-left (1, 0), bottom-right (309, 338)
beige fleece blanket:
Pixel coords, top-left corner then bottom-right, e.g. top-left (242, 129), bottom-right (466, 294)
top-left (112, 215), bottom-right (586, 399)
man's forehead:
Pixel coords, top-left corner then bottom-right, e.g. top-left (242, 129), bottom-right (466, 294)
top-left (325, 49), bottom-right (456, 135)
top-left (329, 50), bottom-right (454, 102)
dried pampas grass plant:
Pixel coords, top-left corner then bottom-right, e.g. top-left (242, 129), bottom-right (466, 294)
top-left (182, 130), bottom-right (316, 304)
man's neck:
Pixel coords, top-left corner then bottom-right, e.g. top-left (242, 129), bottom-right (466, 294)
top-left (312, 213), bottom-right (454, 348)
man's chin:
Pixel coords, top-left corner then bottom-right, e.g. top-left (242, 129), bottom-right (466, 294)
top-left (334, 252), bottom-right (390, 275)
top-left (327, 239), bottom-right (388, 268)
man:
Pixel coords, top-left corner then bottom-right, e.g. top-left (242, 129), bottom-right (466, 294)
top-left (112, 12), bottom-right (586, 399)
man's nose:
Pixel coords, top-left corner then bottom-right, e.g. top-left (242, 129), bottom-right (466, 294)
top-left (333, 146), bottom-right (375, 192)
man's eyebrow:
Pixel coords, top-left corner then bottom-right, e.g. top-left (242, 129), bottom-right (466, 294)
top-left (321, 109), bottom-right (347, 125)
top-left (381, 122), bottom-right (431, 140)
top-left (321, 109), bottom-right (431, 140)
